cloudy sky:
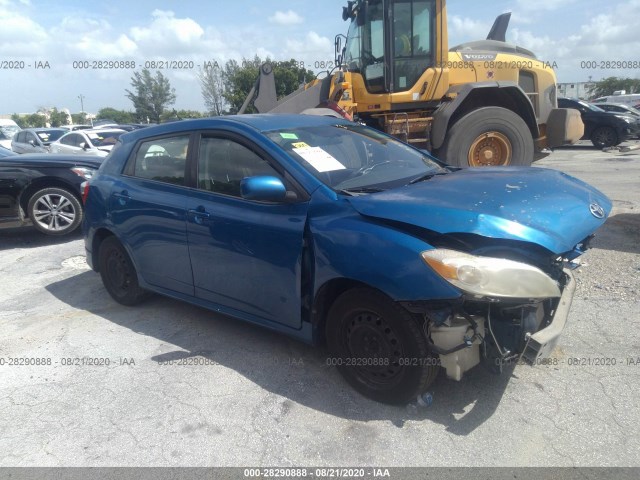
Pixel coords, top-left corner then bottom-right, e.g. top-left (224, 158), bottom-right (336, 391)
top-left (1, 0), bottom-right (639, 115)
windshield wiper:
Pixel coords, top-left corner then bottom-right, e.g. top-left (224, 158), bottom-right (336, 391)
top-left (339, 187), bottom-right (385, 196)
top-left (408, 170), bottom-right (448, 185)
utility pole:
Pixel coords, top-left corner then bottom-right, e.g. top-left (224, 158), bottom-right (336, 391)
top-left (78, 94), bottom-right (85, 113)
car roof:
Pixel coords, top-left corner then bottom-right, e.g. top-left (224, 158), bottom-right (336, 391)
top-left (65, 128), bottom-right (126, 135)
top-left (24, 127), bottom-right (66, 132)
top-left (119, 114), bottom-right (352, 144)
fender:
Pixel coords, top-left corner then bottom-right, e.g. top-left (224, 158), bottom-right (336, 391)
top-left (430, 81), bottom-right (539, 150)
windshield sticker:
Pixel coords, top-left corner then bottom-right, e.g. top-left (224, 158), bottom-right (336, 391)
top-left (280, 133), bottom-right (299, 140)
top-left (293, 146), bottom-right (346, 172)
top-left (291, 141), bottom-right (310, 149)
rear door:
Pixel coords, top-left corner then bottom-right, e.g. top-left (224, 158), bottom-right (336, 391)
top-left (186, 132), bottom-right (309, 329)
top-left (56, 133), bottom-right (84, 154)
top-left (110, 134), bottom-right (195, 295)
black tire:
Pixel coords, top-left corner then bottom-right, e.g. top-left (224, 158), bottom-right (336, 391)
top-left (27, 187), bottom-right (82, 236)
top-left (326, 288), bottom-right (438, 404)
top-left (590, 126), bottom-right (619, 148)
top-left (435, 106), bottom-right (534, 167)
top-left (98, 236), bottom-right (148, 306)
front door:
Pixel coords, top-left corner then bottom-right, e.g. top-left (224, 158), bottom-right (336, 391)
top-left (186, 133), bottom-right (308, 329)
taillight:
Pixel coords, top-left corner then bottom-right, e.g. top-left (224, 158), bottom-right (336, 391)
top-left (81, 181), bottom-right (90, 204)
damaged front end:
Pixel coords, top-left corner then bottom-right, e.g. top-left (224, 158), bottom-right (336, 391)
top-left (404, 238), bottom-right (586, 381)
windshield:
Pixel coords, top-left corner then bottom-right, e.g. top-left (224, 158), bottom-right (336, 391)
top-left (267, 124), bottom-right (444, 192)
top-left (579, 100), bottom-right (605, 112)
top-left (36, 130), bottom-right (65, 143)
top-left (0, 125), bottom-right (21, 141)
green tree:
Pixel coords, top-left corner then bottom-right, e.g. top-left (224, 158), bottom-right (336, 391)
top-left (96, 108), bottom-right (136, 124)
top-left (71, 113), bottom-right (88, 124)
top-left (49, 108), bottom-right (70, 127)
top-left (125, 69), bottom-right (176, 123)
top-left (589, 77), bottom-right (640, 98)
top-left (11, 114), bottom-right (27, 128)
top-left (11, 113), bottom-right (47, 128)
top-left (223, 57), bottom-right (315, 114)
top-left (198, 62), bottom-right (226, 116)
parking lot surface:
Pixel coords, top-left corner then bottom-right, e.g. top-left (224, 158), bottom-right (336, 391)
top-left (1, 141), bottom-right (639, 467)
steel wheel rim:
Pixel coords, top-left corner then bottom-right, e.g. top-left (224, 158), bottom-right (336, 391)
top-left (344, 311), bottom-right (404, 384)
top-left (32, 194), bottom-right (76, 231)
top-left (106, 248), bottom-right (132, 295)
top-left (468, 131), bottom-right (512, 166)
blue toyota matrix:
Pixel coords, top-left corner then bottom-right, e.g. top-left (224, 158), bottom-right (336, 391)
top-left (83, 114), bottom-right (611, 404)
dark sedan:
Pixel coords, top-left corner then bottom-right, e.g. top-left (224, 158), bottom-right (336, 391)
top-left (0, 154), bottom-right (101, 235)
top-left (558, 98), bottom-right (639, 147)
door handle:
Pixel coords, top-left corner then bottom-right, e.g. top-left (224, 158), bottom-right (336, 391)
top-left (112, 190), bottom-right (131, 206)
top-left (188, 207), bottom-right (211, 225)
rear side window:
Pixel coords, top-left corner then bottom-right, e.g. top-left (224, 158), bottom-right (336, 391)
top-left (130, 135), bottom-right (190, 186)
top-left (197, 137), bottom-right (280, 197)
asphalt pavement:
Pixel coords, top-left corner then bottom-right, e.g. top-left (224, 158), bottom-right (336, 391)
top-left (0, 140), bottom-right (638, 468)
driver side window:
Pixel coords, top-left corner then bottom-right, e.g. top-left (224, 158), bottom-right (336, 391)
top-left (197, 137), bottom-right (280, 198)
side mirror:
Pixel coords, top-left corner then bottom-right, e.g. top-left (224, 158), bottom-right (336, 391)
top-left (28, 139), bottom-right (37, 147)
top-left (240, 176), bottom-right (295, 202)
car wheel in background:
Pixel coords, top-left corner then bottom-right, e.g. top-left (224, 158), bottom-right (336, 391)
top-left (591, 126), bottom-right (619, 148)
top-left (326, 287), bottom-right (438, 404)
top-left (27, 187), bottom-right (83, 236)
top-left (98, 236), bottom-right (149, 306)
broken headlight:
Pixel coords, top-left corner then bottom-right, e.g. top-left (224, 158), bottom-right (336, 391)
top-left (421, 249), bottom-right (561, 299)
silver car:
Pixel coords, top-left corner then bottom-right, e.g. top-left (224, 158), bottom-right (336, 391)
top-left (50, 129), bottom-right (126, 157)
top-left (11, 128), bottom-right (67, 154)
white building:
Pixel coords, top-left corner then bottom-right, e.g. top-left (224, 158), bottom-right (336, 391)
top-left (557, 82), bottom-right (596, 100)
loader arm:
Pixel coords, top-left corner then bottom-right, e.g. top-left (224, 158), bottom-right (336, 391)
top-left (242, 63), bottom-right (333, 115)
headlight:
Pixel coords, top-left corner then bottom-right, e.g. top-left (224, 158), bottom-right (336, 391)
top-left (421, 249), bottom-right (561, 299)
top-left (70, 167), bottom-right (96, 180)
top-left (615, 115), bottom-right (634, 123)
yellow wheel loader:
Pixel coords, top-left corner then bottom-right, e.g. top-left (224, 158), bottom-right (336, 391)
top-left (245, 0), bottom-right (583, 167)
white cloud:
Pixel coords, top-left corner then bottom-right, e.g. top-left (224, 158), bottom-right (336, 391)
top-left (516, 0), bottom-right (578, 11)
top-left (268, 10), bottom-right (304, 26)
top-left (0, 1), bottom-right (48, 54)
top-left (284, 31), bottom-right (332, 71)
top-left (130, 9), bottom-right (209, 56)
top-left (448, 16), bottom-right (490, 45)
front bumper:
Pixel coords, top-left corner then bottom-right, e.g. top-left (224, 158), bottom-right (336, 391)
top-left (521, 269), bottom-right (576, 363)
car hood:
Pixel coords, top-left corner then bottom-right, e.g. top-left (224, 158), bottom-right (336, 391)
top-left (347, 167), bottom-right (612, 255)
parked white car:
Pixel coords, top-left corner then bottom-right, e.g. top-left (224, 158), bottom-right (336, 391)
top-left (0, 119), bottom-right (21, 149)
top-left (50, 129), bottom-right (126, 157)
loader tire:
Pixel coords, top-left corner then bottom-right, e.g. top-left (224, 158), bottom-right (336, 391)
top-left (435, 107), bottom-right (534, 167)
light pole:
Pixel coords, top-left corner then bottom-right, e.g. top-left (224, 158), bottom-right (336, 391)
top-left (78, 94), bottom-right (85, 114)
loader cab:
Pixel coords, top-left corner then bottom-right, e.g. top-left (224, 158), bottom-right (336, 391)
top-left (342, 0), bottom-right (436, 94)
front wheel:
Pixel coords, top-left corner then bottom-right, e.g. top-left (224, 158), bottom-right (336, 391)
top-left (435, 107), bottom-right (534, 167)
top-left (326, 288), bottom-right (438, 404)
top-left (27, 187), bottom-right (83, 236)
top-left (98, 236), bottom-right (148, 306)
top-left (591, 126), bottom-right (619, 148)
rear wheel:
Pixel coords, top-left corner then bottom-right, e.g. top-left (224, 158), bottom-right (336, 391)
top-left (590, 126), bottom-right (619, 148)
top-left (435, 107), bottom-right (534, 167)
top-left (98, 236), bottom-right (148, 306)
top-left (326, 288), bottom-right (438, 404)
top-left (27, 187), bottom-right (82, 236)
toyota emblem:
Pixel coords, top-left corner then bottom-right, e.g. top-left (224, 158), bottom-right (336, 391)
top-left (589, 203), bottom-right (605, 219)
